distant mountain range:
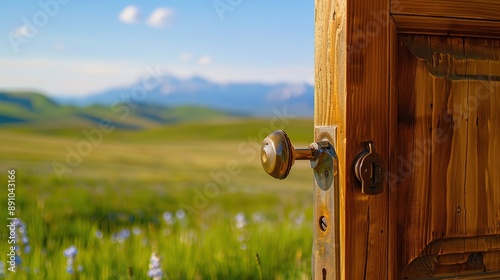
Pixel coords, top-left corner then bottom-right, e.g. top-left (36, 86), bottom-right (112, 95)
top-left (0, 91), bottom-right (236, 129)
top-left (0, 75), bottom-right (313, 130)
top-left (55, 75), bottom-right (314, 117)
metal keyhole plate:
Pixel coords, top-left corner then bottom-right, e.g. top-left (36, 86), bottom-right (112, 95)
top-left (354, 141), bottom-right (386, 195)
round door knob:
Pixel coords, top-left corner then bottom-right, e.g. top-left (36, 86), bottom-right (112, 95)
top-left (261, 130), bottom-right (315, 180)
top-left (261, 130), bottom-right (294, 179)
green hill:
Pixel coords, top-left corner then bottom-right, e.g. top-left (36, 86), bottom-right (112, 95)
top-left (0, 91), bottom-right (236, 129)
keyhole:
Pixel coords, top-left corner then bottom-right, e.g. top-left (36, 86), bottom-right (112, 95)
top-left (355, 142), bottom-right (386, 195)
top-left (371, 162), bottom-right (380, 186)
top-left (322, 268), bottom-right (327, 280)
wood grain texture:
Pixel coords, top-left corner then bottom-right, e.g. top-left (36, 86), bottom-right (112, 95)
top-left (393, 15), bottom-right (500, 39)
top-left (388, 18), bottom-right (399, 280)
top-left (315, 0), bottom-right (390, 279)
top-left (346, 0), bottom-right (390, 278)
top-left (393, 0), bottom-right (500, 21)
top-left (396, 35), bottom-right (500, 279)
top-left (314, 1), bottom-right (345, 279)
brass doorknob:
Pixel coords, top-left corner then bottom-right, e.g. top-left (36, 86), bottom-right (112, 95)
top-left (261, 130), bottom-right (316, 179)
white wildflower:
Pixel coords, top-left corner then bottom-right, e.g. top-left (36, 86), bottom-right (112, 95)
top-left (63, 245), bottom-right (78, 274)
top-left (132, 226), bottom-right (142, 235)
top-left (175, 209), bottom-right (186, 220)
top-left (235, 212), bottom-right (246, 229)
top-left (147, 252), bottom-right (163, 279)
top-left (163, 211), bottom-right (174, 225)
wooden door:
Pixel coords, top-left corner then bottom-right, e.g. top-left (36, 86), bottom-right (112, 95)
top-left (315, 0), bottom-right (500, 279)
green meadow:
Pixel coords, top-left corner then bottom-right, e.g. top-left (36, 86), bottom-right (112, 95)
top-left (0, 117), bottom-right (315, 279)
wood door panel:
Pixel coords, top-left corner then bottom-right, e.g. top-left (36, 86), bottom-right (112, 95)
top-left (402, 236), bottom-right (500, 278)
top-left (396, 35), bottom-right (500, 278)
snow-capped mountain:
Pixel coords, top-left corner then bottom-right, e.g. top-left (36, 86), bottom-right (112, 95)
top-left (57, 75), bottom-right (314, 117)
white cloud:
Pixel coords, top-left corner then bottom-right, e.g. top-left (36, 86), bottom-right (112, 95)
top-left (0, 58), bottom-right (146, 97)
top-left (15, 25), bottom-right (31, 37)
top-left (119, 5), bottom-right (140, 24)
top-left (179, 53), bottom-right (192, 62)
top-left (198, 55), bottom-right (212, 65)
top-left (147, 8), bottom-right (174, 28)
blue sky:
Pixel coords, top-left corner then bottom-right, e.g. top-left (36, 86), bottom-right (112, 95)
top-left (0, 1), bottom-right (314, 97)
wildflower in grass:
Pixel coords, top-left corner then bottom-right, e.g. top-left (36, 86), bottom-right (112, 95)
top-left (147, 252), bottom-right (163, 280)
top-left (14, 255), bottom-right (22, 266)
top-left (252, 212), bottom-right (265, 223)
top-left (294, 213), bottom-right (305, 225)
top-left (9, 219), bottom-right (30, 269)
top-left (163, 211), bottom-right (174, 225)
top-left (175, 209), bottom-right (186, 220)
top-left (120, 229), bottom-right (131, 239)
top-left (63, 245), bottom-right (78, 274)
top-left (237, 234), bottom-right (247, 251)
top-left (132, 226), bottom-right (142, 235)
top-left (235, 212), bottom-right (247, 229)
top-left (14, 219), bottom-right (31, 254)
top-left (176, 209), bottom-right (188, 227)
top-left (0, 261), bottom-right (4, 277)
top-left (111, 229), bottom-right (131, 243)
top-left (235, 213), bottom-right (248, 250)
top-left (95, 230), bottom-right (103, 239)
top-left (237, 234), bottom-right (244, 242)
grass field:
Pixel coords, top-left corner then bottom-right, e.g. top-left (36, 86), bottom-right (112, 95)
top-left (0, 118), bottom-right (314, 279)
